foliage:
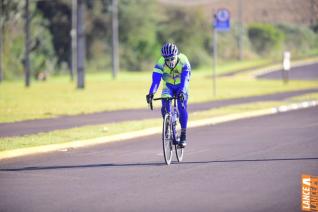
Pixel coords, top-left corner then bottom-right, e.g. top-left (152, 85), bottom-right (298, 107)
top-left (248, 23), bottom-right (285, 56)
top-left (36, 0), bottom-right (71, 67)
top-left (1, 0), bottom-right (57, 80)
top-left (2, 26), bottom-right (24, 79)
top-left (311, 23), bottom-right (318, 33)
top-left (277, 24), bottom-right (318, 57)
top-left (118, 0), bottom-right (159, 71)
top-left (1, 0), bottom-right (318, 79)
top-left (157, 6), bottom-right (211, 69)
top-left (1, 0), bottom-right (24, 79)
top-left (30, 10), bottom-right (58, 79)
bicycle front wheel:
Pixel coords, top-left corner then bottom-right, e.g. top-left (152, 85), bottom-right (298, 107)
top-left (162, 114), bottom-right (173, 165)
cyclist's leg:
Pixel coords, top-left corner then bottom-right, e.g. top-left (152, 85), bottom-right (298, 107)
top-left (161, 100), bottom-right (171, 118)
top-left (177, 94), bottom-right (188, 147)
top-left (161, 83), bottom-right (172, 118)
top-left (177, 93), bottom-right (188, 129)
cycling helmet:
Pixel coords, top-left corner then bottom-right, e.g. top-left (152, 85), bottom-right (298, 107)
top-left (161, 43), bottom-right (179, 59)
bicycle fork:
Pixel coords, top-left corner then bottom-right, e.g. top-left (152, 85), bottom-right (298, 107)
top-left (171, 107), bottom-right (179, 145)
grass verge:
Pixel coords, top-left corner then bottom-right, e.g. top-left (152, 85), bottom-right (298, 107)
top-left (1, 57), bottom-right (318, 123)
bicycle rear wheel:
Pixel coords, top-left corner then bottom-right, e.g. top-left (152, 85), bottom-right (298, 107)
top-left (175, 145), bottom-right (184, 162)
top-left (162, 114), bottom-right (173, 165)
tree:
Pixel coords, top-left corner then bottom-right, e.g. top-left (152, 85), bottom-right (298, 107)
top-left (1, 0), bottom-right (25, 80)
top-left (157, 6), bottom-right (211, 68)
top-left (118, 0), bottom-right (159, 71)
top-left (37, 0), bottom-right (72, 67)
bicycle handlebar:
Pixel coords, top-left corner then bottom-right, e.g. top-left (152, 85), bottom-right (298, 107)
top-left (153, 96), bottom-right (179, 101)
top-left (149, 95), bottom-right (184, 111)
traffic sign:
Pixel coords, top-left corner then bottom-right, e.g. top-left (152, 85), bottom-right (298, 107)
top-left (214, 9), bottom-right (230, 31)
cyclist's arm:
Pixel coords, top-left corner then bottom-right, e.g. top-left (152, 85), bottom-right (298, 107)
top-left (149, 61), bottom-right (164, 94)
top-left (149, 72), bottom-right (162, 94)
top-left (179, 60), bottom-right (191, 94)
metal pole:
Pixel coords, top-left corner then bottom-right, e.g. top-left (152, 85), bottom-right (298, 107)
top-left (238, 0), bottom-right (243, 60)
top-left (71, 0), bottom-right (77, 81)
top-left (24, 0), bottom-right (30, 87)
top-left (0, 0), bottom-right (3, 82)
top-left (112, 0), bottom-right (119, 79)
top-left (213, 27), bottom-right (217, 97)
top-left (77, 0), bottom-right (85, 89)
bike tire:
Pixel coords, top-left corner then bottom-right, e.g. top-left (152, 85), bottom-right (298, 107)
top-left (173, 119), bottom-right (184, 162)
top-left (162, 114), bottom-right (173, 165)
top-left (175, 145), bottom-right (184, 162)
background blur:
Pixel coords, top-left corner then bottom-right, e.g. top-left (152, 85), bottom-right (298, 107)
top-left (1, 0), bottom-right (318, 81)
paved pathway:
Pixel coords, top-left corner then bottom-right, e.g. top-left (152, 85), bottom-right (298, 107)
top-left (257, 62), bottom-right (318, 80)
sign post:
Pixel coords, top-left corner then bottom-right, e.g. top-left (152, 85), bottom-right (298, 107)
top-left (212, 25), bottom-right (217, 97)
top-left (213, 9), bottom-right (230, 97)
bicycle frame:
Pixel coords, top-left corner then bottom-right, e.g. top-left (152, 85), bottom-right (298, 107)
top-left (154, 96), bottom-right (181, 137)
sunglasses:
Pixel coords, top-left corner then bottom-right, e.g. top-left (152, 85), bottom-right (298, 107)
top-left (165, 57), bottom-right (175, 62)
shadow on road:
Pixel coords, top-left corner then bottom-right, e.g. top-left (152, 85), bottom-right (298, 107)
top-left (1, 157), bottom-right (318, 172)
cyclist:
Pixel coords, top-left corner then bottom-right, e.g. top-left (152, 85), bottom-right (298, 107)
top-left (146, 43), bottom-right (191, 148)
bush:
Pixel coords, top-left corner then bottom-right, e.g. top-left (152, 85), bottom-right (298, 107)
top-left (248, 23), bottom-right (284, 56)
top-left (311, 23), bottom-right (318, 33)
top-left (277, 24), bottom-right (318, 57)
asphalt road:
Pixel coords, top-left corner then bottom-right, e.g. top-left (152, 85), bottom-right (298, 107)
top-left (1, 88), bottom-right (318, 137)
top-left (258, 62), bottom-right (318, 80)
top-left (1, 107), bottom-right (318, 212)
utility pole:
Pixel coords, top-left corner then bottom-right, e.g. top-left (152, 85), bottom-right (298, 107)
top-left (112, 0), bottom-right (119, 79)
top-left (24, 0), bottom-right (31, 87)
top-left (71, 0), bottom-right (77, 81)
top-left (0, 0), bottom-right (3, 82)
top-left (237, 0), bottom-right (243, 60)
top-left (77, 0), bottom-right (85, 89)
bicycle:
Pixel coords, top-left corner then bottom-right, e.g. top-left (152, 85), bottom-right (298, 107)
top-left (149, 95), bottom-right (184, 165)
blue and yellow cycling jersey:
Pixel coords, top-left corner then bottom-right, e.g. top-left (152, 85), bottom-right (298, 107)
top-left (149, 53), bottom-right (191, 96)
top-left (153, 53), bottom-right (191, 85)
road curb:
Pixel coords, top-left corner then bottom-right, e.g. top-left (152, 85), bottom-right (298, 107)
top-left (0, 101), bottom-right (317, 161)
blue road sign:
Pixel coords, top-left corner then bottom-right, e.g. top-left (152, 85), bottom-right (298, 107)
top-left (214, 9), bottom-right (230, 31)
